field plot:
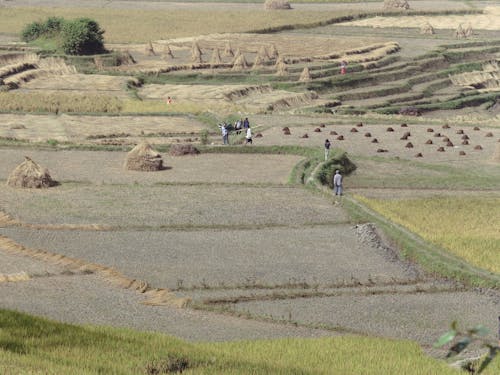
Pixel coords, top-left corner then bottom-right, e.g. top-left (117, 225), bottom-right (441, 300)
top-left (0, 114), bottom-right (207, 143)
top-left (0, 224), bottom-right (415, 289)
top-left (139, 83), bottom-right (321, 113)
top-left (343, 6), bottom-right (500, 31)
top-left (20, 74), bottom-right (134, 99)
top-left (256, 122), bottom-right (500, 163)
top-left (230, 291), bottom-right (500, 346)
top-left (0, 150), bottom-right (302, 185)
top-left (0, 184), bottom-right (344, 227)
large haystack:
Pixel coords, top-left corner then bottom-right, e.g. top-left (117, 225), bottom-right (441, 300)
top-left (420, 22), bottom-right (435, 35)
top-left (125, 142), bottom-right (163, 171)
top-left (299, 67), bottom-right (312, 82)
top-left (7, 157), bottom-right (56, 188)
top-left (384, 0), bottom-right (410, 10)
top-left (232, 53), bottom-right (249, 71)
top-left (264, 0), bottom-right (292, 10)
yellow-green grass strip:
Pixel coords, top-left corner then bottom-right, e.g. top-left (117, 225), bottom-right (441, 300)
top-left (355, 196), bottom-right (500, 275)
top-left (0, 308), bottom-right (479, 375)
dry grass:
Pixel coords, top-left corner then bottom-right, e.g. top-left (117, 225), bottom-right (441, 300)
top-left (343, 6), bottom-right (500, 30)
top-left (0, 7), bottom-right (350, 43)
top-left (0, 91), bottom-right (122, 113)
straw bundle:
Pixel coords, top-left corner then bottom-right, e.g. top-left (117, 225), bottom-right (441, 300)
top-left (191, 41), bottom-right (202, 62)
top-left (124, 142), bottom-right (163, 171)
top-left (276, 60), bottom-right (288, 76)
top-left (7, 157), bottom-right (56, 189)
top-left (299, 67), bottom-right (312, 82)
top-left (420, 22), bottom-right (435, 35)
top-left (257, 45), bottom-right (270, 60)
top-left (268, 44), bottom-right (279, 60)
top-left (146, 41), bottom-right (156, 56)
top-left (464, 23), bottom-right (473, 38)
top-left (210, 48), bottom-right (222, 66)
top-left (264, 0), bottom-right (292, 10)
top-left (455, 24), bottom-right (466, 39)
top-left (232, 53), bottom-right (249, 71)
top-left (224, 42), bottom-right (234, 57)
top-left (384, 0), bottom-right (410, 10)
top-left (252, 54), bottom-right (266, 70)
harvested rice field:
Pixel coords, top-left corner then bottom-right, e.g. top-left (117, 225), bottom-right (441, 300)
top-left (0, 184), bottom-right (345, 227)
top-left (0, 114), bottom-right (208, 143)
top-left (0, 150), bottom-right (302, 185)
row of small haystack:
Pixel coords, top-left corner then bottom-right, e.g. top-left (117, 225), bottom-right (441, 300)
top-left (6, 143), bottom-right (199, 189)
top-left (419, 22), bottom-right (474, 38)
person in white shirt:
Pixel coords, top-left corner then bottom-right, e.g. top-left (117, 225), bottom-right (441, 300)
top-left (245, 126), bottom-right (252, 144)
top-left (333, 170), bottom-right (342, 195)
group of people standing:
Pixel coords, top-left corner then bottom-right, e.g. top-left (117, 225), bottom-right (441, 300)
top-left (219, 117), bottom-right (252, 145)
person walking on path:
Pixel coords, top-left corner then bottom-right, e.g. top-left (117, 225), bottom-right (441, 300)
top-left (220, 123), bottom-right (229, 145)
top-left (333, 170), bottom-right (343, 196)
top-left (245, 126), bottom-right (252, 144)
top-left (324, 139), bottom-right (331, 161)
top-left (243, 117), bottom-right (250, 130)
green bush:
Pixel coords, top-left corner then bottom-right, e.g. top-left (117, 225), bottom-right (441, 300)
top-left (21, 17), bottom-right (64, 42)
top-left (61, 18), bottom-right (106, 55)
top-left (20, 17), bottom-right (106, 55)
top-left (316, 151), bottom-right (356, 188)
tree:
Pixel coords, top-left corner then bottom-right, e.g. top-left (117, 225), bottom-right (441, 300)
top-left (61, 18), bottom-right (106, 55)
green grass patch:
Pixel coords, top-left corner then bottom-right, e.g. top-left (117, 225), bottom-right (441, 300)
top-left (0, 309), bottom-right (476, 375)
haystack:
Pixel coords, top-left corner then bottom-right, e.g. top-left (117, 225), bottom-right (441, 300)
top-left (232, 53), bottom-right (249, 71)
top-left (191, 41), bottom-right (202, 62)
top-left (210, 48), bottom-right (222, 66)
top-left (146, 41), bottom-right (156, 56)
top-left (464, 23), bottom-right (473, 38)
top-left (232, 48), bottom-right (242, 63)
top-left (125, 142), bottom-right (163, 171)
top-left (257, 45), bottom-right (270, 60)
top-left (224, 42), bottom-right (234, 57)
top-left (420, 22), bottom-right (434, 35)
top-left (365, 132), bottom-right (372, 137)
top-left (455, 24), bottom-right (466, 39)
top-left (384, 0), bottom-right (410, 10)
top-left (371, 138), bottom-right (378, 143)
top-left (268, 44), bottom-right (279, 60)
top-left (169, 144), bottom-right (200, 156)
top-left (252, 54), bottom-right (266, 70)
top-left (7, 156), bottom-right (56, 188)
top-left (264, 0), bottom-right (292, 10)
top-left (299, 67), bottom-right (312, 82)
top-left (275, 59), bottom-right (288, 76)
